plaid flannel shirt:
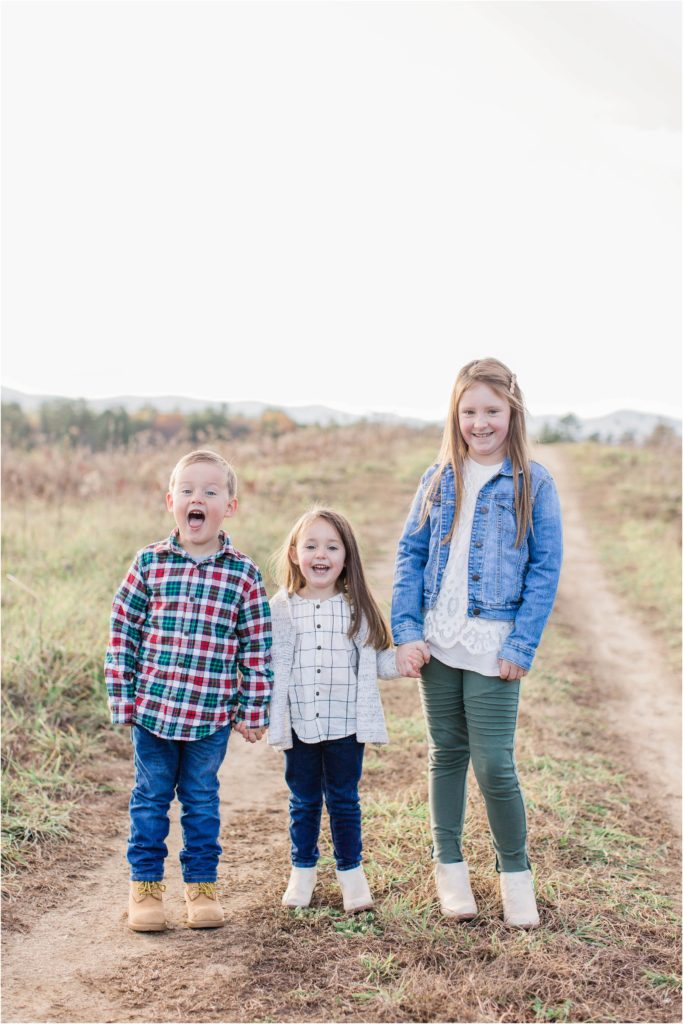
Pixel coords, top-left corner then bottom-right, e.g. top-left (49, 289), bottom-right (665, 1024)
top-left (105, 530), bottom-right (272, 740)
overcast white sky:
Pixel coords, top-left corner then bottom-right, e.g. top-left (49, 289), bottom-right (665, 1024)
top-left (2, 1), bottom-right (681, 421)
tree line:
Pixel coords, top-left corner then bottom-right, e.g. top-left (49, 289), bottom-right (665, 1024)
top-left (1, 399), bottom-right (299, 451)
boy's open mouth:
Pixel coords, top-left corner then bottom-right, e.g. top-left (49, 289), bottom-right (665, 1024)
top-left (188, 510), bottom-right (206, 527)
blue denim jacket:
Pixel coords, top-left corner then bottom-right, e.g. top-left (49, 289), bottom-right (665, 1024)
top-left (391, 458), bottom-right (562, 671)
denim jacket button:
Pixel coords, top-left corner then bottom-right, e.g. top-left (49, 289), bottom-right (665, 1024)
top-left (472, 574), bottom-right (480, 581)
top-left (473, 608), bottom-right (481, 616)
top-left (474, 541), bottom-right (483, 549)
top-left (480, 506), bottom-right (489, 513)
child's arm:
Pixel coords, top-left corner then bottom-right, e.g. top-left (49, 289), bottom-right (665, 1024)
top-left (233, 570), bottom-right (273, 739)
top-left (499, 477), bottom-right (563, 672)
top-left (391, 475), bottom-right (432, 647)
top-left (377, 646), bottom-right (425, 679)
top-left (104, 555), bottom-right (148, 724)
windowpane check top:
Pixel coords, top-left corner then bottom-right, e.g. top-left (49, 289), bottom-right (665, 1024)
top-left (289, 593), bottom-right (359, 743)
top-left (105, 531), bottom-right (272, 740)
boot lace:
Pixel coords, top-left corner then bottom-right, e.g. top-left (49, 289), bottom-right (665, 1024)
top-left (135, 881), bottom-right (166, 898)
top-left (190, 882), bottom-right (217, 898)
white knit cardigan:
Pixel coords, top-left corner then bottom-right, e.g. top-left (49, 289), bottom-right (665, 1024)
top-left (266, 587), bottom-right (399, 751)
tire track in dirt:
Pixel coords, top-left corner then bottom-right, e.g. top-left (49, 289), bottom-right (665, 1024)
top-left (539, 445), bottom-right (681, 837)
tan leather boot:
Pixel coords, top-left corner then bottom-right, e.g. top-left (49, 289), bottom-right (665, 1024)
top-left (184, 883), bottom-right (225, 928)
top-left (128, 881), bottom-right (167, 932)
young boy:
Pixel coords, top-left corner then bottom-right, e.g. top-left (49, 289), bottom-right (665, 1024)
top-left (105, 449), bottom-right (272, 932)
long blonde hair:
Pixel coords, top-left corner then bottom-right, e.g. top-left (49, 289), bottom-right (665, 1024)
top-left (419, 358), bottom-right (533, 547)
top-left (274, 507), bottom-right (392, 651)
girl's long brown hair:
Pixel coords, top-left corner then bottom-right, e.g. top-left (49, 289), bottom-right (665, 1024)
top-left (273, 507), bottom-right (392, 651)
top-left (419, 358), bottom-right (533, 547)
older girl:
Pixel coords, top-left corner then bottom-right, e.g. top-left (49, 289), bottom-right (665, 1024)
top-left (392, 358), bottom-right (562, 928)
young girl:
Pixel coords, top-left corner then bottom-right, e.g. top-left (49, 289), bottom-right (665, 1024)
top-left (392, 358), bottom-right (562, 929)
top-left (268, 507), bottom-right (418, 913)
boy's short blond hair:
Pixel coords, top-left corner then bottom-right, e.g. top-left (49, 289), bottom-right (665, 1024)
top-left (169, 450), bottom-right (237, 498)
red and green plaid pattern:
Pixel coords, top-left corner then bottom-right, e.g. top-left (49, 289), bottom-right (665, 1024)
top-left (105, 531), bottom-right (272, 740)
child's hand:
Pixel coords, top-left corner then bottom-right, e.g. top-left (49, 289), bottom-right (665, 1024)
top-left (397, 641), bottom-right (430, 678)
top-left (233, 720), bottom-right (266, 743)
top-left (498, 659), bottom-right (527, 681)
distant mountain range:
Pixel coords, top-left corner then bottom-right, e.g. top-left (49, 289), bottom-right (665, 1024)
top-left (2, 387), bottom-right (680, 443)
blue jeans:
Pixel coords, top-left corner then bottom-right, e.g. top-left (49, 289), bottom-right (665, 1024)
top-left (128, 723), bottom-right (230, 882)
top-left (284, 731), bottom-right (365, 871)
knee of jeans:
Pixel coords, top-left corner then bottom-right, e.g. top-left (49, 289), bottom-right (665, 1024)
top-left (323, 788), bottom-right (360, 813)
top-left (290, 792), bottom-right (324, 812)
top-left (133, 774), bottom-right (175, 804)
top-left (176, 779), bottom-right (220, 807)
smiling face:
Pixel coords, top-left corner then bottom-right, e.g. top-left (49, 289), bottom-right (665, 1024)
top-left (166, 460), bottom-right (237, 557)
top-left (457, 382), bottom-right (511, 465)
top-left (291, 516), bottom-right (346, 600)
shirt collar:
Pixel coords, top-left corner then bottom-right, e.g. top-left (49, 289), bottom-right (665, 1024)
top-left (445, 456), bottom-right (516, 478)
top-left (154, 529), bottom-right (234, 561)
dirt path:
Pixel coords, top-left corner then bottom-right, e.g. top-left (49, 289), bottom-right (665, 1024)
top-left (2, 736), bottom-right (290, 1023)
top-left (539, 445), bottom-right (681, 837)
top-left (3, 450), bottom-right (680, 1022)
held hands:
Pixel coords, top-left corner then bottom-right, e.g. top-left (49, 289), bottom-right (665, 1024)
top-left (498, 659), bottom-right (527, 681)
top-left (396, 641), bottom-right (431, 679)
top-left (233, 720), bottom-right (267, 743)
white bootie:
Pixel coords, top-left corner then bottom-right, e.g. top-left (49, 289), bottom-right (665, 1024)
top-left (282, 866), bottom-right (317, 908)
top-left (336, 866), bottom-right (374, 913)
top-left (434, 861), bottom-right (477, 920)
top-left (500, 870), bottom-right (540, 929)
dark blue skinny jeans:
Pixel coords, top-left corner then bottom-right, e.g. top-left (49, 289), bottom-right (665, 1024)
top-left (127, 723), bottom-right (230, 883)
top-left (284, 730), bottom-right (365, 872)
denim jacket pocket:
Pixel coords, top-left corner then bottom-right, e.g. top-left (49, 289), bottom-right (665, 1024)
top-left (492, 499), bottom-right (528, 605)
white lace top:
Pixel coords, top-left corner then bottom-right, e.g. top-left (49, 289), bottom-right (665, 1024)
top-left (424, 458), bottom-right (513, 676)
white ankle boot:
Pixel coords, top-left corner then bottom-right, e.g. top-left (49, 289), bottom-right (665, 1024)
top-left (500, 869), bottom-right (540, 928)
top-left (336, 866), bottom-right (374, 913)
top-left (282, 866), bottom-right (317, 908)
top-left (434, 861), bottom-right (477, 920)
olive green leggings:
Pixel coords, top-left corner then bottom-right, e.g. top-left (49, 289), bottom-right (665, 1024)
top-left (419, 656), bottom-right (530, 872)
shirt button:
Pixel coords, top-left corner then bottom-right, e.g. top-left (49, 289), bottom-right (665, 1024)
top-left (316, 604), bottom-right (320, 609)
top-left (316, 691), bottom-right (320, 696)
top-left (474, 541), bottom-right (483, 549)
top-left (317, 623), bottom-right (321, 629)
top-left (317, 645), bottom-right (322, 650)
top-left (317, 669), bottom-right (321, 673)
top-left (316, 712), bottom-right (319, 718)
top-left (472, 574), bottom-right (480, 581)
top-left (473, 608), bottom-right (481, 616)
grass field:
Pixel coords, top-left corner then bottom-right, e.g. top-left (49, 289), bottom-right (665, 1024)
top-left (2, 428), bottom-right (681, 1022)
top-left (562, 441), bottom-right (682, 673)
